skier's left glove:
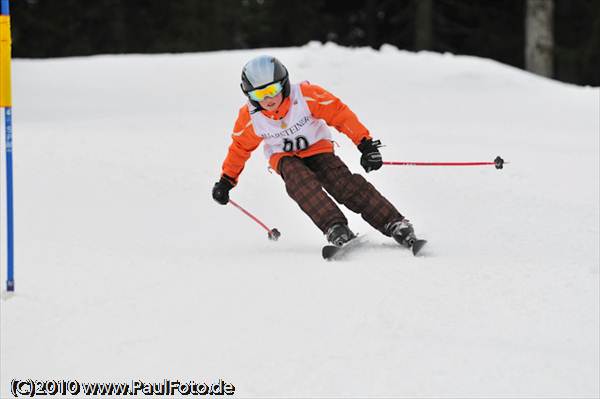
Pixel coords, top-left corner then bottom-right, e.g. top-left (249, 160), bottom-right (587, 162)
top-left (358, 137), bottom-right (383, 173)
top-left (212, 176), bottom-right (235, 205)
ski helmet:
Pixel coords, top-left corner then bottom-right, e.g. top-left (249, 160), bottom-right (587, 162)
top-left (240, 55), bottom-right (290, 109)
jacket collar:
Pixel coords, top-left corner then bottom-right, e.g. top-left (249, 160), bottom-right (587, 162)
top-left (261, 96), bottom-right (291, 120)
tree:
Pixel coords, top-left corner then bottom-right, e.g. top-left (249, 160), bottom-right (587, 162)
top-left (525, 0), bottom-right (554, 77)
top-left (414, 0), bottom-right (433, 50)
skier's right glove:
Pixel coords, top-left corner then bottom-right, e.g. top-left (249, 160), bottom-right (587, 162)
top-left (212, 176), bottom-right (235, 205)
top-left (358, 137), bottom-right (383, 173)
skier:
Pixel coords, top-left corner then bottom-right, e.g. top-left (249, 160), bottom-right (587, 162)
top-left (212, 55), bottom-right (420, 251)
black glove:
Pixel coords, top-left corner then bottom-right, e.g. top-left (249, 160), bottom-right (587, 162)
top-left (357, 138), bottom-right (383, 173)
top-left (212, 176), bottom-right (235, 205)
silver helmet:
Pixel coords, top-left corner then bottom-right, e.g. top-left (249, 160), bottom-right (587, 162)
top-left (240, 55), bottom-right (290, 107)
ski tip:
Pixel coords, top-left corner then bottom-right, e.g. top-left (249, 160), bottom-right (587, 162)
top-left (322, 245), bottom-right (338, 260)
top-left (412, 239), bottom-right (427, 256)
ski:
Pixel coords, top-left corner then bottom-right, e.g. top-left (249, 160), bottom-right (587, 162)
top-left (322, 236), bottom-right (427, 260)
top-left (322, 235), bottom-right (363, 260)
top-left (411, 239), bottom-right (427, 256)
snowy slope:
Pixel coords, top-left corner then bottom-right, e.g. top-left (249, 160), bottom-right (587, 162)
top-left (1, 42), bottom-right (599, 398)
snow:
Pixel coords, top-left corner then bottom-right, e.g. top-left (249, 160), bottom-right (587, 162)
top-left (1, 42), bottom-right (599, 398)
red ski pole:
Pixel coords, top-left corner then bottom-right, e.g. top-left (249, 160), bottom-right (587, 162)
top-left (383, 156), bottom-right (506, 169)
top-left (229, 199), bottom-right (281, 241)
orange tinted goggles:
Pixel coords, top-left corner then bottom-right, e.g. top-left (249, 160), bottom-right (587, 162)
top-left (248, 82), bottom-right (283, 102)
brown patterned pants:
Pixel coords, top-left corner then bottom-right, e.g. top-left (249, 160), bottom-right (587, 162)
top-left (279, 153), bottom-right (404, 235)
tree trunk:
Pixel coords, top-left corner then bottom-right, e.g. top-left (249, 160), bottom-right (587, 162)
top-left (525, 0), bottom-right (554, 78)
top-left (366, 0), bottom-right (377, 49)
top-left (415, 0), bottom-right (433, 51)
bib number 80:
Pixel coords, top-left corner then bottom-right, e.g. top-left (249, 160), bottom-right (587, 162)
top-left (283, 136), bottom-right (309, 152)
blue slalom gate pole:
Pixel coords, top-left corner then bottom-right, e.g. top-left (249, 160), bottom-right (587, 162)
top-left (1, 0), bottom-right (14, 291)
top-left (3, 108), bottom-right (13, 291)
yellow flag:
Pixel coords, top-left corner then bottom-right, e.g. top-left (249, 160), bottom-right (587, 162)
top-left (0, 14), bottom-right (12, 107)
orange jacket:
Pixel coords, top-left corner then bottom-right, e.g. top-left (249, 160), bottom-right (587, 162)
top-left (221, 82), bottom-right (371, 184)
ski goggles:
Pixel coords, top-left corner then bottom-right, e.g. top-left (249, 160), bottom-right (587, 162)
top-left (247, 82), bottom-right (284, 102)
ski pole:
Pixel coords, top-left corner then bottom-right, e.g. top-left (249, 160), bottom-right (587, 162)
top-left (383, 156), bottom-right (506, 169)
top-left (229, 199), bottom-right (281, 241)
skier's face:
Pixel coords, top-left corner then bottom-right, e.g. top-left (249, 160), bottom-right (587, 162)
top-left (258, 93), bottom-right (283, 112)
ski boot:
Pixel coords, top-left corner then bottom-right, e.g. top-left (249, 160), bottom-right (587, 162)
top-left (386, 219), bottom-right (427, 255)
top-left (326, 223), bottom-right (355, 247)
